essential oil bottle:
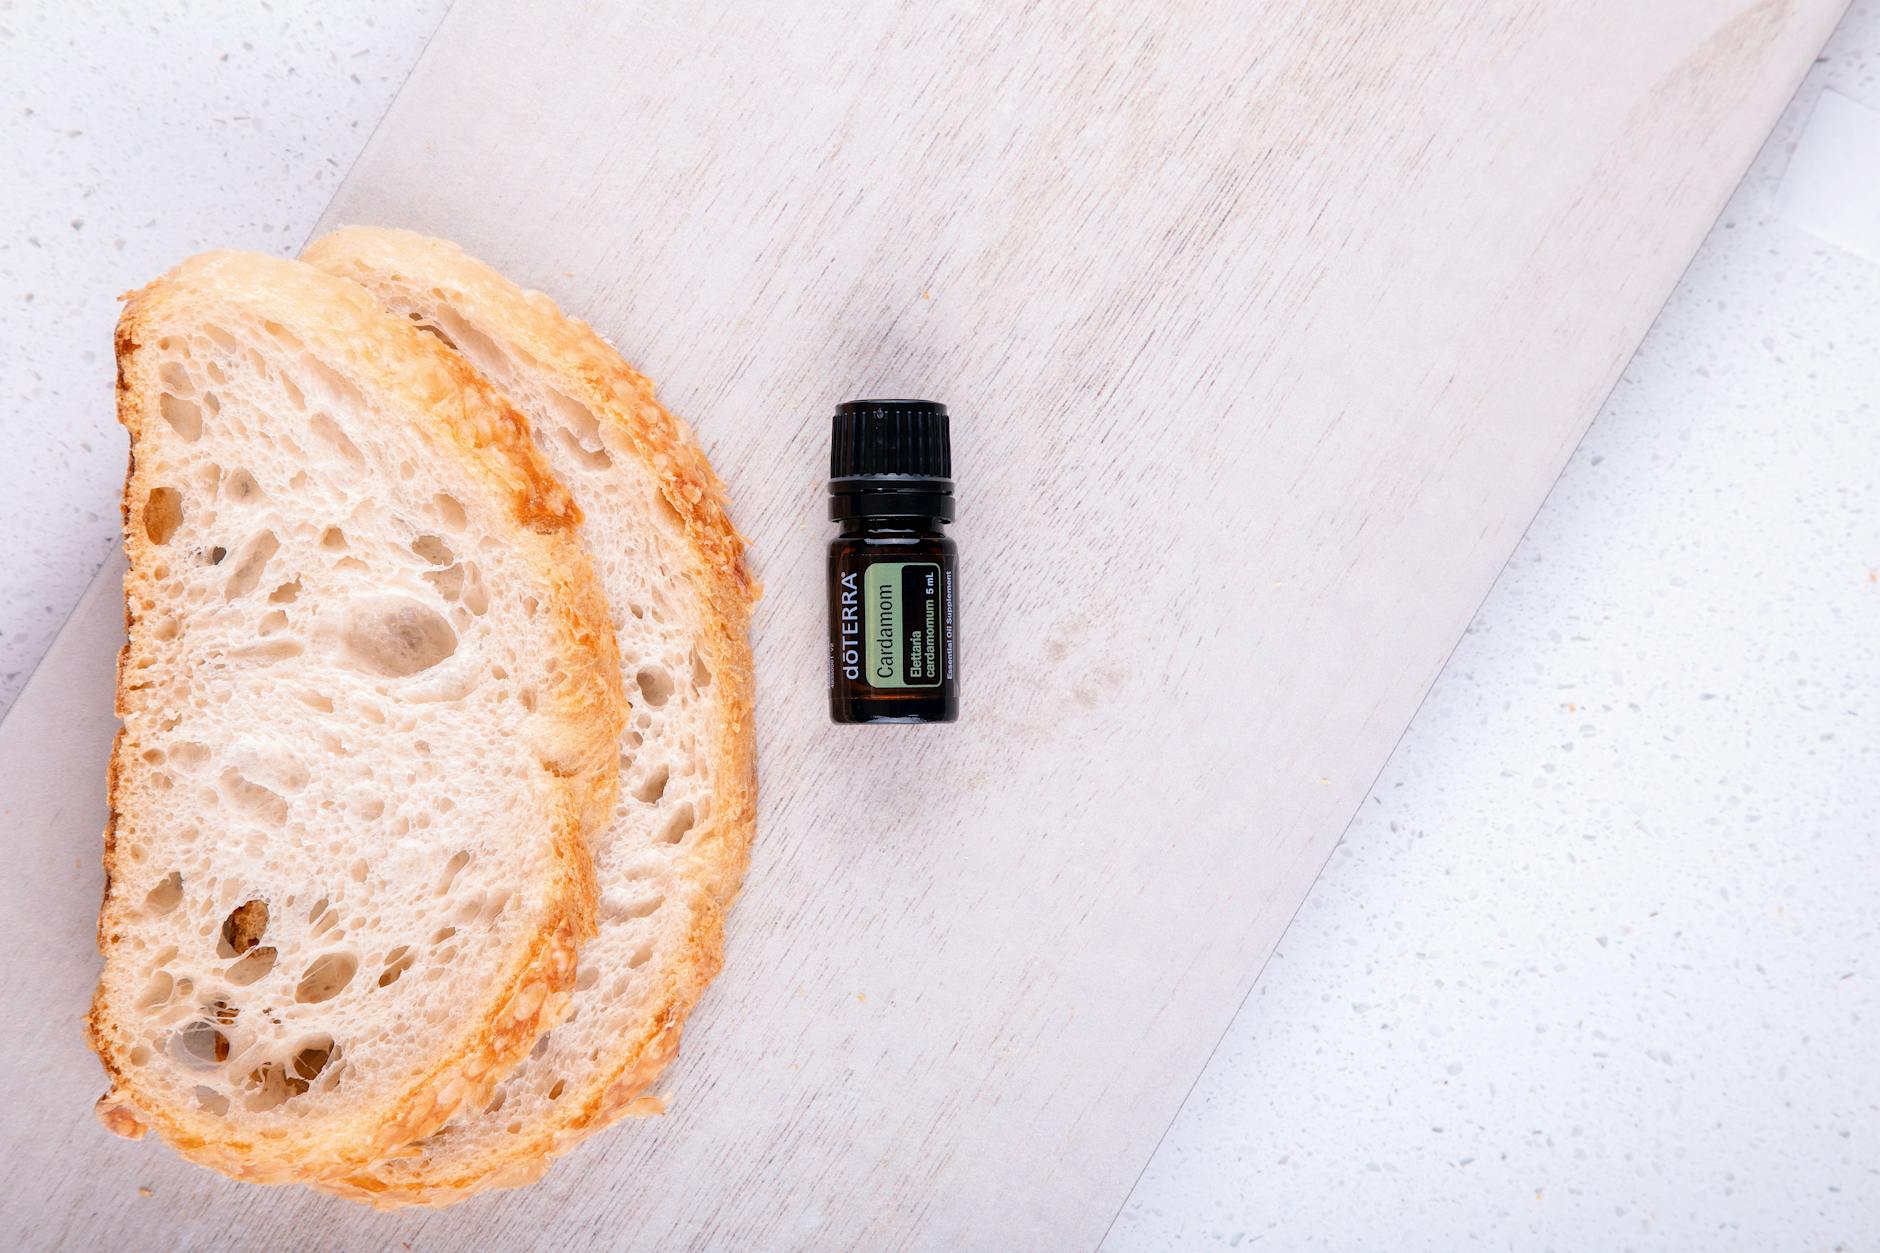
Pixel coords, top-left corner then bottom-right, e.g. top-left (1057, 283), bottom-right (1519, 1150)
top-left (827, 399), bottom-right (959, 724)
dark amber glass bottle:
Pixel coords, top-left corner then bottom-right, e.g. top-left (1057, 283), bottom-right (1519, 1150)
top-left (827, 399), bottom-right (959, 724)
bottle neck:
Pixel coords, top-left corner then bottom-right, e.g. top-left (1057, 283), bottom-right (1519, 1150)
top-left (837, 515), bottom-right (946, 537)
top-left (829, 474), bottom-right (955, 528)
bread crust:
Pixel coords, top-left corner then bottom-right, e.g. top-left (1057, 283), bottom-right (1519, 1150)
top-left (302, 228), bottom-right (757, 1206)
top-left (88, 251), bottom-right (625, 1184)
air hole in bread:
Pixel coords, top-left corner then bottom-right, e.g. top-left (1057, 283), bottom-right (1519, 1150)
top-left (411, 534), bottom-right (454, 566)
top-left (223, 531), bottom-right (279, 599)
top-left (221, 467), bottom-right (262, 503)
top-left (517, 688), bottom-right (538, 713)
top-left (227, 945), bottom-right (277, 986)
top-left (195, 1086), bottom-right (230, 1115)
top-left (377, 946), bottom-right (415, 988)
top-left (207, 545), bottom-right (227, 566)
top-left (691, 649), bottom-right (712, 689)
top-left (295, 952), bottom-right (358, 1004)
top-left (461, 573), bottom-right (490, 616)
top-left (144, 871), bottom-right (184, 915)
top-left (137, 971), bottom-right (175, 1010)
top-left (241, 1061), bottom-right (298, 1111)
top-left (485, 1087), bottom-right (508, 1114)
top-left (658, 803), bottom-right (695, 845)
top-left (141, 747), bottom-right (166, 765)
top-left (631, 765), bottom-right (669, 804)
top-left (293, 1037), bottom-right (337, 1084)
top-left (219, 899), bottom-right (269, 956)
top-left (319, 526), bottom-right (347, 552)
top-left (306, 412), bottom-right (364, 466)
top-left (431, 926), bottom-right (457, 945)
top-left (159, 392), bottom-right (203, 441)
top-left (636, 665), bottom-right (674, 708)
top-left (437, 850), bottom-right (471, 896)
top-left (129, 1044), bottom-right (152, 1065)
top-left (429, 310), bottom-right (508, 378)
top-left (296, 356), bottom-right (365, 410)
top-left (171, 742), bottom-right (210, 770)
top-left (230, 638), bottom-right (303, 665)
top-left (573, 964), bottom-right (600, 992)
top-left (430, 493), bottom-right (468, 531)
top-left (298, 689), bottom-right (334, 714)
top-left (258, 609), bottom-right (289, 636)
top-left (543, 389), bottom-right (613, 469)
top-left (158, 362), bottom-right (195, 395)
top-left (219, 768), bottom-right (288, 826)
top-left (600, 890), bottom-right (664, 924)
top-left (279, 370), bottom-right (305, 410)
top-left (172, 1017), bottom-right (230, 1069)
top-left (269, 578), bottom-right (301, 604)
top-left (626, 941), bottom-right (653, 969)
top-left (341, 598), bottom-right (457, 678)
top-left (143, 487), bottom-right (184, 544)
top-left (410, 314), bottom-right (459, 352)
top-left (530, 1033), bottom-right (552, 1060)
top-left (556, 427), bottom-right (612, 470)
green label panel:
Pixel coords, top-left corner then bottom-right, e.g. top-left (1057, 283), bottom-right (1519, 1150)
top-left (864, 561), bottom-right (942, 688)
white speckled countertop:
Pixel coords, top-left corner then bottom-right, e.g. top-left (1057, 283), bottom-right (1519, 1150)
top-left (4, 3), bottom-right (1876, 1248)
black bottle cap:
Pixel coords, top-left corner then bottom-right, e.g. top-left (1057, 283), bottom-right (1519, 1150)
top-left (831, 399), bottom-right (951, 478)
top-left (829, 398), bottom-right (955, 522)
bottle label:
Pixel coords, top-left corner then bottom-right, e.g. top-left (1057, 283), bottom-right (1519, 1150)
top-left (864, 561), bottom-right (944, 688)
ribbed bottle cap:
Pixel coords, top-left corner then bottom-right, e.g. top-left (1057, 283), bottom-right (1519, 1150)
top-left (830, 399), bottom-right (951, 479)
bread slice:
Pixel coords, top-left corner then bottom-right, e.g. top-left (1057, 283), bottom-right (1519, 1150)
top-left (89, 251), bottom-right (626, 1184)
top-left (302, 227), bottom-right (756, 1205)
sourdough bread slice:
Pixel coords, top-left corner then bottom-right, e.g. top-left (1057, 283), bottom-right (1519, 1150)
top-left (89, 251), bottom-right (625, 1184)
top-left (303, 227), bottom-right (756, 1206)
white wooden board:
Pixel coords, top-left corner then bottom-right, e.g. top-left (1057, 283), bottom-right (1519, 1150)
top-left (0, 1), bottom-right (1846, 1248)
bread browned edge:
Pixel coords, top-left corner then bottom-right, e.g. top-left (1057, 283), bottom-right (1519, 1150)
top-left (87, 250), bottom-right (626, 1184)
top-left (301, 227), bottom-right (758, 1206)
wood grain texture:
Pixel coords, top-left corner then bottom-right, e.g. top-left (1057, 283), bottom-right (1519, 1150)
top-left (0, 0), bottom-right (1845, 1248)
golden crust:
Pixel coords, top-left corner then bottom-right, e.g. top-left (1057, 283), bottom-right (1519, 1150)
top-left (88, 251), bottom-right (625, 1184)
top-left (302, 227), bottom-right (757, 1206)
